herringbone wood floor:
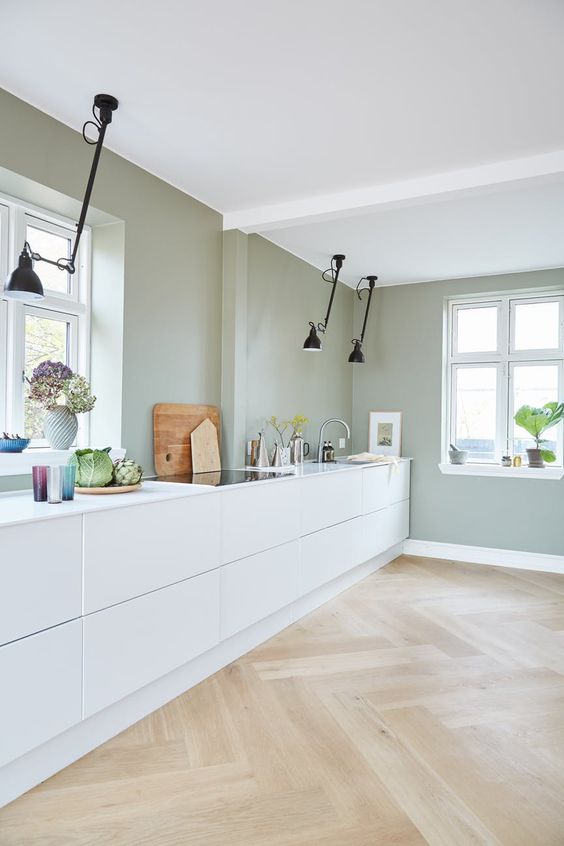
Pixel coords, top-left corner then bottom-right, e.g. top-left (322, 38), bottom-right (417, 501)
top-left (2, 555), bottom-right (564, 845)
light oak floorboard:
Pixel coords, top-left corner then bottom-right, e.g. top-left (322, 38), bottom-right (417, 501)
top-left (2, 555), bottom-right (564, 845)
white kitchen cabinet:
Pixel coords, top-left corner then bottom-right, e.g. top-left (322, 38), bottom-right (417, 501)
top-left (362, 461), bottom-right (410, 515)
top-left (361, 499), bottom-right (410, 560)
top-left (299, 517), bottom-right (365, 596)
top-left (83, 569), bottom-right (220, 717)
top-left (84, 494), bottom-right (221, 613)
top-left (0, 619), bottom-right (82, 767)
top-left (300, 470), bottom-right (363, 536)
top-left (0, 516), bottom-right (82, 646)
top-left (221, 481), bottom-right (301, 564)
top-left (220, 540), bottom-right (300, 639)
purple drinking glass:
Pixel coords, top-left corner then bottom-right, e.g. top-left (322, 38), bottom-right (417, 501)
top-left (32, 465), bottom-right (48, 502)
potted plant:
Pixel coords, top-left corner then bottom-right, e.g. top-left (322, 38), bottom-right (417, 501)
top-left (514, 402), bottom-right (564, 467)
top-left (268, 414), bottom-right (309, 465)
top-left (28, 361), bottom-right (96, 449)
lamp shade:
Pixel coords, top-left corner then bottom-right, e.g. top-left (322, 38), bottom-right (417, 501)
top-left (348, 340), bottom-right (365, 363)
top-left (4, 247), bottom-right (44, 301)
top-left (303, 323), bottom-right (322, 351)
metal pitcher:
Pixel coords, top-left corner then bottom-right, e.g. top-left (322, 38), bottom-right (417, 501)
top-left (290, 435), bottom-right (310, 465)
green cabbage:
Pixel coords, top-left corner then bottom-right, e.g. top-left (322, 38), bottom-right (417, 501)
top-left (69, 447), bottom-right (114, 487)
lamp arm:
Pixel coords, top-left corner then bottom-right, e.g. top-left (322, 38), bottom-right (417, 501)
top-left (318, 254), bottom-right (344, 332)
top-left (352, 275), bottom-right (377, 344)
top-left (67, 118), bottom-right (109, 272)
top-left (29, 95), bottom-right (118, 276)
top-left (358, 283), bottom-right (374, 343)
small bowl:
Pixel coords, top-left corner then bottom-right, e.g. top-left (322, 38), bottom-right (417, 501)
top-left (448, 449), bottom-right (468, 465)
top-left (0, 438), bottom-right (31, 453)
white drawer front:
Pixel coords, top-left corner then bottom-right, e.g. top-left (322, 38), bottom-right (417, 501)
top-left (362, 462), bottom-right (410, 515)
top-left (221, 481), bottom-right (301, 564)
top-left (361, 499), bottom-right (410, 560)
top-left (300, 471), bottom-right (363, 536)
top-left (0, 516), bottom-right (82, 646)
top-left (83, 569), bottom-right (220, 717)
top-left (220, 540), bottom-right (300, 639)
top-left (299, 518), bottom-right (365, 596)
top-left (84, 494), bottom-right (221, 613)
top-left (0, 620), bottom-right (82, 767)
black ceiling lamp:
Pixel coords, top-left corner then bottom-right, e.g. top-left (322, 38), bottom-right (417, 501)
top-left (303, 253), bottom-right (346, 351)
top-left (349, 275), bottom-right (377, 363)
top-left (3, 94), bottom-right (119, 302)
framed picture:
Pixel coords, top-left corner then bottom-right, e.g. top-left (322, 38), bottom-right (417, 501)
top-left (368, 411), bottom-right (402, 456)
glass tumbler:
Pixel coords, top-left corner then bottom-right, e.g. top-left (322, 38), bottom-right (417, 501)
top-left (62, 464), bottom-right (77, 501)
top-left (47, 465), bottom-right (64, 504)
top-left (32, 465), bottom-right (48, 502)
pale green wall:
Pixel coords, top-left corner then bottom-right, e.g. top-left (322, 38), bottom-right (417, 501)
top-left (221, 230), bottom-right (248, 468)
top-left (352, 268), bottom-right (564, 556)
top-left (0, 91), bottom-right (355, 491)
top-left (246, 235), bottom-right (354, 456)
top-left (0, 88), bottom-right (223, 480)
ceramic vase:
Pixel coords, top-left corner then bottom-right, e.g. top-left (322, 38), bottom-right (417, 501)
top-left (280, 447), bottom-right (291, 466)
top-left (43, 405), bottom-right (78, 450)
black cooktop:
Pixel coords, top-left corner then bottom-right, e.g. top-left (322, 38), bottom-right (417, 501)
top-left (152, 469), bottom-right (291, 487)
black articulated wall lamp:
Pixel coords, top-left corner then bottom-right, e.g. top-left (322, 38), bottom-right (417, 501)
top-left (303, 253), bottom-right (346, 351)
top-left (3, 94), bottom-right (119, 301)
top-left (349, 275), bottom-right (377, 363)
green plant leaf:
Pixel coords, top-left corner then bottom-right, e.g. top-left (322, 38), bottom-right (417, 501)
top-left (541, 449), bottom-right (557, 463)
top-left (542, 401), bottom-right (564, 429)
top-left (514, 403), bottom-right (564, 443)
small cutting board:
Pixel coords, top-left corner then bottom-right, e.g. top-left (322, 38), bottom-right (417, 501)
top-left (191, 418), bottom-right (221, 474)
top-left (153, 403), bottom-right (221, 476)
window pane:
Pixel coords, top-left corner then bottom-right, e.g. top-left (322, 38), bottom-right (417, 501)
top-left (455, 367), bottom-right (497, 461)
top-left (24, 313), bottom-right (70, 439)
top-left (26, 225), bottom-right (72, 294)
top-left (513, 364), bottom-right (560, 460)
top-left (513, 301), bottom-right (560, 350)
top-left (455, 306), bottom-right (498, 353)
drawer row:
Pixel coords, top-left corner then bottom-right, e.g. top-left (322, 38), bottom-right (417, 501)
top-left (0, 463), bottom-right (410, 646)
top-left (0, 500), bottom-right (409, 768)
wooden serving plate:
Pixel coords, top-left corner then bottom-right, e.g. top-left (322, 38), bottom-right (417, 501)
top-left (75, 484), bottom-right (142, 495)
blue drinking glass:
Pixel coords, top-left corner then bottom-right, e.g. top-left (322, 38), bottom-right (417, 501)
top-left (62, 464), bottom-right (77, 501)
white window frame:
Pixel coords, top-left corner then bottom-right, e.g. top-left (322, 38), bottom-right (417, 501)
top-left (1, 191), bottom-right (91, 448)
top-left (443, 290), bottom-right (564, 467)
top-left (0, 203), bottom-right (9, 436)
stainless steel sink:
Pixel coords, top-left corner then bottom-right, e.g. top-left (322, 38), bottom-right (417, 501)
top-left (305, 457), bottom-right (374, 466)
top-left (333, 456), bottom-right (375, 465)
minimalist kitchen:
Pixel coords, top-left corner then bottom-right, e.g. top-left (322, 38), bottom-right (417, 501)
top-left (1, 4), bottom-right (564, 845)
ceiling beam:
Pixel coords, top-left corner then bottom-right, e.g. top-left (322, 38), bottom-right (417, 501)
top-left (223, 150), bottom-right (564, 233)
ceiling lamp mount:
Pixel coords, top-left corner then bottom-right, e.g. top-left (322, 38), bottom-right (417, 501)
top-left (4, 93), bottom-right (119, 301)
top-left (349, 275), bottom-right (377, 364)
top-left (303, 253), bottom-right (346, 351)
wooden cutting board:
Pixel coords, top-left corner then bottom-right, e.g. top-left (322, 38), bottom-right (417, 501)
top-left (191, 418), bottom-right (221, 474)
top-left (153, 403), bottom-right (221, 476)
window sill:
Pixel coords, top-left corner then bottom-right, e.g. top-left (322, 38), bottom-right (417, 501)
top-left (0, 447), bottom-right (126, 477)
top-left (438, 462), bottom-right (564, 480)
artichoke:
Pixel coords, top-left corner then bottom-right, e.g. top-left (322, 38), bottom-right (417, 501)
top-left (113, 458), bottom-right (143, 486)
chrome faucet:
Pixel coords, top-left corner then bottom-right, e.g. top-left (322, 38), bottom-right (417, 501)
top-left (317, 418), bottom-right (351, 462)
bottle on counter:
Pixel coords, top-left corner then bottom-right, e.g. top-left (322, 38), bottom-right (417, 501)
top-left (327, 441), bottom-right (335, 462)
top-left (322, 441), bottom-right (329, 462)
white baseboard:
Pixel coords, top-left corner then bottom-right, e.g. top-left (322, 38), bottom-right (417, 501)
top-left (0, 543), bottom-right (401, 809)
top-left (403, 539), bottom-right (564, 575)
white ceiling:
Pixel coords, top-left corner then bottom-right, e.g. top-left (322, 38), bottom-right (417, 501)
top-left (2, 0), bottom-right (564, 285)
top-left (262, 177), bottom-right (564, 286)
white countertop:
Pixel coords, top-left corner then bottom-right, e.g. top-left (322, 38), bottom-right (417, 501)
top-left (0, 459), bottom-right (410, 529)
